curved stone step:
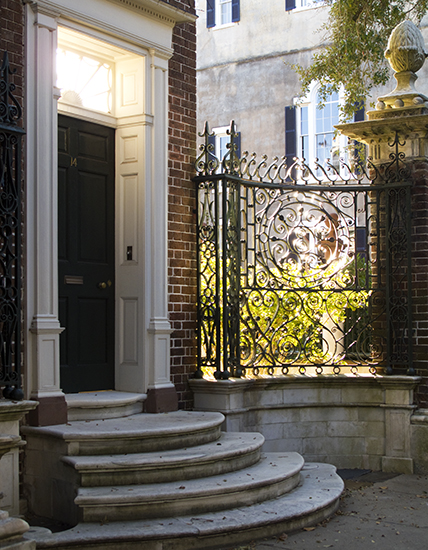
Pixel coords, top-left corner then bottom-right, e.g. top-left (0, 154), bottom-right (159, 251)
top-left (28, 463), bottom-right (344, 550)
top-left (22, 411), bottom-right (224, 455)
top-left (62, 432), bottom-right (265, 486)
top-left (75, 452), bottom-right (304, 522)
top-left (66, 392), bottom-right (146, 422)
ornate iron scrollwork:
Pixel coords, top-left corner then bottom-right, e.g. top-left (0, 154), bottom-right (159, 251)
top-left (0, 51), bottom-right (25, 399)
top-left (195, 122), bottom-right (412, 379)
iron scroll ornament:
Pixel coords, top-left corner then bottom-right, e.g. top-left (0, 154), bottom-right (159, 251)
top-left (0, 51), bottom-right (25, 400)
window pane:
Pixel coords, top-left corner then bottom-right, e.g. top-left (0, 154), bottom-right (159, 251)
top-left (316, 133), bottom-right (334, 165)
top-left (302, 135), bottom-right (309, 159)
top-left (57, 49), bottom-right (112, 114)
top-left (219, 136), bottom-right (229, 160)
top-left (301, 106), bottom-right (308, 136)
top-left (220, 0), bottom-right (232, 24)
top-left (315, 91), bottom-right (339, 164)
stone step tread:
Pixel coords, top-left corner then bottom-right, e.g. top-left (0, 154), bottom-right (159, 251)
top-left (66, 392), bottom-right (146, 421)
top-left (22, 411), bottom-right (224, 441)
top-left (75, 452), bottom-right (304, 505)
top-left (30, 464), bottom-right (344, 550)
top-left (66, 392), bottom-right (146, 410)
top-left (62, 432), bottom-right (264, 472)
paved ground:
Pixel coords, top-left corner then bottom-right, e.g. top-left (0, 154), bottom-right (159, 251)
top-left (224, 471), bottom-right (428, 550)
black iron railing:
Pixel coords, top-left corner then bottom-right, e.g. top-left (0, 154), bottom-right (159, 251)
top-left (0, 51), bottom-right (25, 399)
top-left (194, 122), bottom-right (413, 379)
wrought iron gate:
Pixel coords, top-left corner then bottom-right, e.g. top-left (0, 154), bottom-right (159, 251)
top-left (194, 122), bottom-right (413, 379)
top-left (0, 52), bottom-right (24, 399)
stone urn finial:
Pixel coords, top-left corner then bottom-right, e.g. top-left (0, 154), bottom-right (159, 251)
top-left (377, 20), bottom-right (428, 110)
top-left (385, 20), bottom-right (427, 74)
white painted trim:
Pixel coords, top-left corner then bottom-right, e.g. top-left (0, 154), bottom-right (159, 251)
top-left (57, 102), bottom-right (117, 127)
top-left (26, 0), bottom-right (178, 59)
top-left (25, 0), bottom-right (175, 398)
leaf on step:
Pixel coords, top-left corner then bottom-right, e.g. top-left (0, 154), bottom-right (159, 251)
top-left (179, 486), bottom-right (186, 490)
top-left (303, 527), bottom-right (316, 531)
top-left (417, 494), bottom-right (428, 499)
top-left (379, 486), bottom-right (388, 490)
top-left (278, 533), bottom-right (288, 541)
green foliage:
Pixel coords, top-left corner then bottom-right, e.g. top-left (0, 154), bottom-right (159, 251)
top-left (293, 0), bottom-right (428, 120)
top-left (200, 248), bottom-right (370, 369)
top-left (242, 260), bottom-right (369, 365)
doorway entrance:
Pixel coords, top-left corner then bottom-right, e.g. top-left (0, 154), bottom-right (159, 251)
top-left (58, 115), bottom-right (115, 392)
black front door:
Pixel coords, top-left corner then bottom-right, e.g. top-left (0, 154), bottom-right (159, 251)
top-left (58, 115), bottom-right (115, 393)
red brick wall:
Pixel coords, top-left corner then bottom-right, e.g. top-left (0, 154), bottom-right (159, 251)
top-left (167, 5), bottom-right (197, 409)
top-left (0, 0), bottom-right (24, 117)
top-left (411, 161), bottom-right (428, 408)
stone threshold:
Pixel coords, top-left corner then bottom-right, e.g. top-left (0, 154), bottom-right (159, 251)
top-left (65, 391), bottom-right (147, 421)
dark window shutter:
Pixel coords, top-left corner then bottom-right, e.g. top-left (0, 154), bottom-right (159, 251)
top-left (232, 0), bottom-right (240, 22)
top-left (354, 102), bottom-right (365, 122)
top-left (352, 102), bottom-right (366, 168)
top-left (207, 0), bottom-right (215, 28)
top-left (356, 227), bottom-right (366, 252)
top-left (285, 0), bottom-right (296, 11)
top-left (208, 134), bottom-right (216, 155)
top-left (285, 106), bottom-right (296, 167)
top-left (234, 132), bottom-right (241, 159)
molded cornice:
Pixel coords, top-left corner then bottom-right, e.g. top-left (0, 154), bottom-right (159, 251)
top-left (24, 0), bottom-right (196, 25)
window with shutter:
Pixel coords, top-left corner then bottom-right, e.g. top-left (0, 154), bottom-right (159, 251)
top-left (211, 126), bottom-right (241, 169)
top-left (293, 85), bottom-right (360, 172)
top-left (207, 0), bottom-right (240, 27)
top-left (286, 0), bottom-right (324, 10)
top-left (207, 0), bottom-right (215, 27)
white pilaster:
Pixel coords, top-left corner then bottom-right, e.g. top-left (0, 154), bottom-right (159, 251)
top-left (25, 5), bottom-right (64, 400)
top-left (147, 49), bottom-right (174, 391)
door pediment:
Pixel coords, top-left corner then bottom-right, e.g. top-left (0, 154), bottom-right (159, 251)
top-left (30, 0), bottom-right (195, 59)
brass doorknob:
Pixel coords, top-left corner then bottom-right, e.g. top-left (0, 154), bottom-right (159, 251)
top-left (98, 280), bottom-right (112, 289)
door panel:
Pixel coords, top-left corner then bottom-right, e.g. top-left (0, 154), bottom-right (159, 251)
top-left (58, 115), bottom-right (115, 393)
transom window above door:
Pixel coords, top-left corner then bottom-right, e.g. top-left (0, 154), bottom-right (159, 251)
top-left (56, 27), bottom-right (144, 123)
top-left (56, 49), bottom-right (113, 114)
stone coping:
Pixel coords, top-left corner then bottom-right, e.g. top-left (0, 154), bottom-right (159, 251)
top-left (189, 374), bottom-right (421, 390)
top-left (410, 408), bottom-right (428, 424)
top-left (0, 400), bottom-right (38, 422)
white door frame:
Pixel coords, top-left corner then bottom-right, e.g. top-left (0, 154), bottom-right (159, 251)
top-left (24, 0), bottom-right (194, 420)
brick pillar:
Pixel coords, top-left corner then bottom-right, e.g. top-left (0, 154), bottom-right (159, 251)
top-left (168, 14), bottom-right (197, 410)
top-left (411, 161), bottom-right (428, 406)
top-left (336, 20), bottom-right (428, 405)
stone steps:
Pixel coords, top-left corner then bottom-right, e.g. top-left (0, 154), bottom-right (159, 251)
top-left (23, 397), bottom-right (344, 549)
top-left (23, 411), bottom-right (224, 456)
top-left (27, 464), bottom-right (344, 550)
top-left (62, 431), bottom-right (264, 486)
top-left (75, 452), bottom-right (304, 522)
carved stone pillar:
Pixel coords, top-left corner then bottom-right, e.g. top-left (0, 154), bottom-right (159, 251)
top-left (337, 21), bottom-right (428, 472)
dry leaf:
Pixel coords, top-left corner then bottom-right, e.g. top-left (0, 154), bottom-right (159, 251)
top-left (304, 527), bottom-right (316, 531)
top-left (278, 533), bottom-right (288, 541)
